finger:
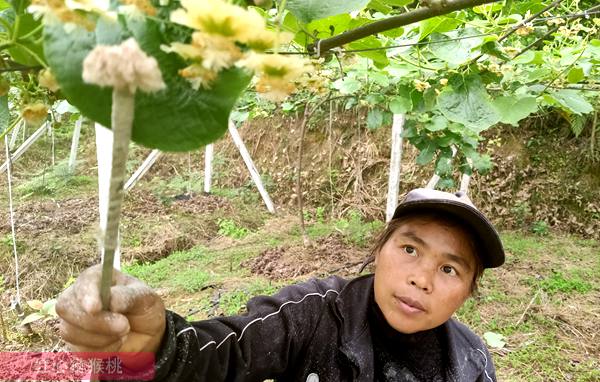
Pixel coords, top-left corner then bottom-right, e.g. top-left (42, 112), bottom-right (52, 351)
top-left (56, 299), bottom-right (130, 336)
top-left (74, 264), bottom-right (120, 314)
top-left (67, 339), bottom-right (123, 353)
top-left (109, 284), bottom-right (162, 315)
top-left (60, 320), bottom-right (123, 349)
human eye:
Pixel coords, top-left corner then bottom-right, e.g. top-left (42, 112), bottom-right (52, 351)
top-left (441, 265), bottom-right (457, 276)
top-left (402, 245), bottom-right (418, 257)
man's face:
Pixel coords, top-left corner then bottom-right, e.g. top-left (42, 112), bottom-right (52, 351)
top-left (373, 216), bottom-right (476, 333)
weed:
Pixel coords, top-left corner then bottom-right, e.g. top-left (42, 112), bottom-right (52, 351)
top-left (315, 207), bottom-right (326, 223)
top-left (305, 211), bottom-right (383, 247)
top-left (16, 162), bottom-right (93, 198)
top-left (531, 220), bottom-right (549, 236)
top-left (501, 233), bottom-right (544, 259)
top-left (171, 269), bottom-right (211, 293)
top-left (150, 173), bottom-right (203, 205)
top-left (124, 248), bottom-right (205, 287)
top-left (538, 271), bottom-right (593, 295)
top-left (218, 219), bottom-right (250, 239)
top-left (511, 201), bottom-right (532, 226)
top-left (219, 280), bottom-right (283, 315)
top-left (335, 210), bottom-right (384, 247)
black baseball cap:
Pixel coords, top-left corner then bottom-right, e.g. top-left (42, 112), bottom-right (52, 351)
top-left (392, 188), bottom-right (505, 268)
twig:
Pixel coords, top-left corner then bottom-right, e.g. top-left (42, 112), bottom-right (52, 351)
top-left (516, 289), bottom-right (540, 326)
top-left (296, 95), bottom-right (351, 246)
top-left (296, 105), bottom-right (310, 246)
top-left (512, 25), bottom-right (559, 60)
top-left (100, 88), bottom-right (135, 309)
top-left (499, 0), bottom-right (563, 43)
top-left (467, 0), bottom-right (562, 65)
top-left (542, 42), bottom-right (588, 93)
top-left (309, 0), bottom-right (502, 56)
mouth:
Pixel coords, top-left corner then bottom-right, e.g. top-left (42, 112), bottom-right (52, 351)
top-left (395, 296), bottom-right (426, 314)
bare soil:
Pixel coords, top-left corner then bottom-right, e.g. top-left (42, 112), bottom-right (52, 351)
top-left (243, 233), bottom-right (368, 280)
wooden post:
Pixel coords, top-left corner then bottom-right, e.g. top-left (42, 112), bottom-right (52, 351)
top-left (68, 117), bottom-right (83, 174)
top-left (228, 121), bottom-right (275, 214)
top-left (204, 144), bottom-right (213, 194)
top-left (95, 123), bottom-right (121, 270)
top-left (124, 149), bottom-right (161, 191)
top-left (385, 114), bottom-right (405, 222)
top-left (0, 122), bottom-right (49, 174)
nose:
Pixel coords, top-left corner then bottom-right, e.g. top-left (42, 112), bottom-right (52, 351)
top-left (407, 263), bottom-right (434, 293)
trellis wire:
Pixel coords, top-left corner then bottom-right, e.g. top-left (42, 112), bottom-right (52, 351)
top-left (277, 8), bottom-right (600, 56)
top-left (4, 135), bottom-right (21, 303)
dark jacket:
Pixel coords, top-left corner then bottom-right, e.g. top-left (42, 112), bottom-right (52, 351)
top-left (153, 275), bottom-right (497, 382)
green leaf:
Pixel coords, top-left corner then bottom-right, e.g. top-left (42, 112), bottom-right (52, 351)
top-left (44, 15), bottom-right (251, 151)
top-left (380, 0), bottom-right (412, 6)
top-left (367, 108), bottom-right (385, 130)
top-left (332, 77), bottom-right (362, 95)
top-left (569, 115), bottom-right (586, 138)
top-left (567, 67), bottom-right (585, 84)
top-left (367, 0), bottom-right (392, 14)
top-left (287, 0), bottom-right (370, 24)
top-left (480, 41), bottom-right (510, 61)
top-left (425, 115), bottom-right (447, 132)
top-left (41, 298), bottom-right (57, 316)
top-left (0, 95), bottom-right (8, 135)
top-left (435, 151), bottom-right (453, 176)
top-left (389, 93), bottom-right (412, 114)
top-left (483, 331), bottom-right (506, 349)
top-left (369, 71), bottom-right (390, 87)
top-left (429, 29), bottom-right (484, 67)
top-left (1, 9), bottom-right (44, 66)
top-left (401, 122), bottom-right (418, 138)
top-left (493, 96), bottom-right (537, 127)
top-left (466, 151), bottom-right (492, 173)
top-left (27, 299), bottom-right (44, 310)
top-left (305, 14), bottom-right (351, 39)
top-left (416, 142), bottom-right (436, 165)
top-left (437, 75), bottom-right (500, 132)
top-left (348, 36), bottom-right (389, 67)
top-left (21, 312), bottom-right (45, 326)
top-left (548, 90), bottom-right (594, 115)
top-left (501, 0), bottom-right (514, 15)
top-left (366, 93), bottom-right (385, 105)
top-left (8, 0), bottom-right (27, 14)
top-left (512, 50), bottom-right (545, 65)
top-left (419, 16), bottom-right (461, 41)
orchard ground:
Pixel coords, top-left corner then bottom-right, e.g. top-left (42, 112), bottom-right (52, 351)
top-left (0, 118), bottom-right (598, 382)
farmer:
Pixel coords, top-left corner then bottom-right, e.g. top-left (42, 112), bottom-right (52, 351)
top-left (57, 188), bottom-right (504, 381)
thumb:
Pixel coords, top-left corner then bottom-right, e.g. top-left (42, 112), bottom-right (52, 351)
top-left (109, 283), bottom-right (161, 315)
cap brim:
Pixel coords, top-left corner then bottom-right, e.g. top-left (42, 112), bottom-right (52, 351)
top-left (392, 200), bottom-right (505, 268)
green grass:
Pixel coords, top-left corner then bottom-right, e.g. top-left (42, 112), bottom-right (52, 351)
top-left (306, 210), bottom-right (384, 247)
top-left (219, 279), bottom-right (284, 316)
top-left (501, 232), bottom-right (546, 261)
top-left (124, 248), bottom-right (208, 288)
top-left (16, 162), bottom-right (94, 199)
top-left (218, 218), bottom-right (251, 239)
top-left (149, 173), bottom-right (204, 205)
top-left (536, 271), bottom-right (593, 295)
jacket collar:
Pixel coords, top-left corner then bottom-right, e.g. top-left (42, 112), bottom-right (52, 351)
top-left (334, 274), bottom-right (486, 381)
